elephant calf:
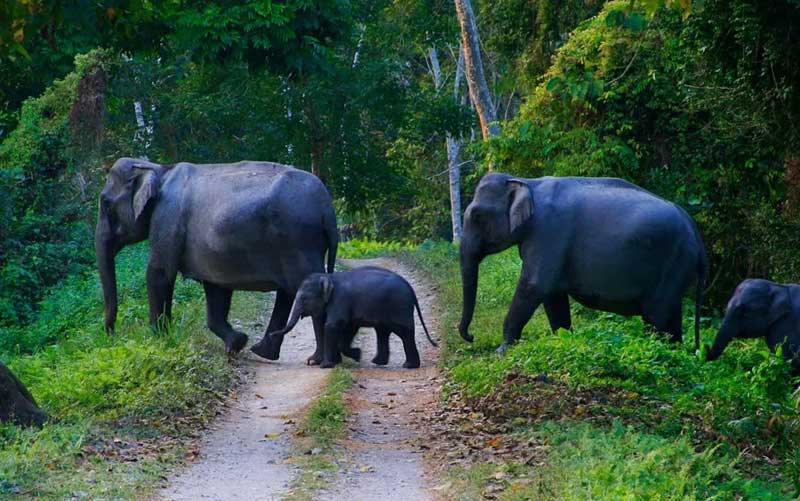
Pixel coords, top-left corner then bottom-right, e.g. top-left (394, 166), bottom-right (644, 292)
top-left (264, 267), bottom-right (437, 368)
top-left (706, 279), bottom-right (800, 373)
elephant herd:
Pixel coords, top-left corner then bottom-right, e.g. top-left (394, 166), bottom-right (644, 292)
top-left (96, 157), bottom-right (800, 373)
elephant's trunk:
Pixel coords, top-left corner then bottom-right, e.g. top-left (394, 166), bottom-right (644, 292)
top-left (270, 297), bottom-right (303, 337)
top-left (459, 244), bottom-right (482, 343)
top-left (96, 210), bottom-right (118, 333)
top-left (707, 315), bottom-right (737, 361)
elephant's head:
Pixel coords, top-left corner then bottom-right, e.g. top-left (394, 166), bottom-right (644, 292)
top-left (706, 279), bottom-right (791, 360)
top-left (96, 158), bottom-right (166, 332)
top-left (259, 274), bottom-right (334, 360)
top-left (459, 173), bottom-right (532, 342)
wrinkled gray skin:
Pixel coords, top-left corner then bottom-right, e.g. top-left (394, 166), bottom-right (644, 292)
top-left (706, 279), bottom-right (800, 374)
top-left (459, 173), bottom-right (708, 353)
top-left (96, 157), bottom-right (337, 362)
top-left (266, 267), bottom-right (437, 368)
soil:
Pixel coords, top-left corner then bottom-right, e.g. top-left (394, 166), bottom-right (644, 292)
top-left (160, 305), bottom-right (328, 500)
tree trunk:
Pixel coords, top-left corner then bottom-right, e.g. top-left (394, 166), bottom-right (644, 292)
top-left (429, 46), bottom-right (464, 242)
top-left (304, 97), bottom-right (326, 184)
top-left (454, 0), bottom-right (499, 140)
top-left (0, 362), bottom-right (46, 427)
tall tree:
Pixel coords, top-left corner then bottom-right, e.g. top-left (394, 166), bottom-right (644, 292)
top-left (454, 0), bottom-right (498, 139)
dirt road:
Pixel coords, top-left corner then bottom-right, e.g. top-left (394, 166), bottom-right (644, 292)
top-left (161, 257), bottom-right (441, 500)
top-left (160, 302), bottom-right (328, 501)
top-left (318, 258), bottom-right (441, 501)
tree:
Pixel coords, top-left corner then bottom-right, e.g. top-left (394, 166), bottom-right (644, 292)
top-left (428, 45), bottom-right (464, 241)
top-left (454, 0), bottom-right (498, 139)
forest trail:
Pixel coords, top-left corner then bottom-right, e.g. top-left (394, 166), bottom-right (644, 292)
top-left (160, 257), bottom-right (441, 500)
top-left (317, 258), bottom-right (442, 501)
top-left (160, 301), bottom-right (328, 500)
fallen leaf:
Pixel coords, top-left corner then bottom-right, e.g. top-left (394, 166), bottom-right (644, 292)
top-left (264, 432), bottom-right (281, 439)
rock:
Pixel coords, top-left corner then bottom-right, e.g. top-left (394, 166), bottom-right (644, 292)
top-left (0, 362), bottom-right (46, 427)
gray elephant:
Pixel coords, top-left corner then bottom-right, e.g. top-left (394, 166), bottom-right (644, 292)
top-left (96, 157), bottom-right (337, 361)
top-left (459, 173), bottom-right (708, 353)
top-left (705, 279), bottom-right (800, 373)
top-left (264, 267), bottom-right (437, 368)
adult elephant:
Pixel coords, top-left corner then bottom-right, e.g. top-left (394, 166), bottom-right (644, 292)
top-left (459, 173), bottom-right (708, 353)
top-left (96, 157), bottom-right (337, 362)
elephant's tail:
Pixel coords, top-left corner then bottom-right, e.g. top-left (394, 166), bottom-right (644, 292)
top-left (694, 244), bottom-right (709, 352)
top-left (414, 296), bottom-right (438, 347)
top-left (324, 208), bottom-right (338, 274)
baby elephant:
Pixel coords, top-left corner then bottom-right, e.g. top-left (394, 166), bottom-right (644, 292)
top-left (705, 279), bottom-right (800, 373)
top-left (267, 267), bottom-right (437, 368)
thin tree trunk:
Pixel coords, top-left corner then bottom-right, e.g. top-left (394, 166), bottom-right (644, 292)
top-left (429, 46), bottom-right (464, 242)
top-left (454, 0), bottom-right (499, 140)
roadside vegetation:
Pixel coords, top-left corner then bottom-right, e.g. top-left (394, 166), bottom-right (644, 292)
top-left (285, 366), bottom-right (354, 501)
top-left (0, 244), bottom-right (253, 498)
top-left (408, 241), bottom-right (798, 499)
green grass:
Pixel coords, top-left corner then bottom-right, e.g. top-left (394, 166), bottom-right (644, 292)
top-left (337, 238), bottom-right (412, 259)
top-left (407, 240), bottom-right (798, 498)
top-left (0, 243), bottom-right (258, 499)
top-left (285, 366), bottom-right (354, 500)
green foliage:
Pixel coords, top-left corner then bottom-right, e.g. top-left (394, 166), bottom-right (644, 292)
top-left (337, 238), bottom-right (413, 259)
top-left (409, 241), bottom-right (799, 494)
top-left (0, 49), bottom-right (112, 327)
top-left (0, 241), bottom-right (239, 498)
top-left (483, 0), bottom-right (800, 305)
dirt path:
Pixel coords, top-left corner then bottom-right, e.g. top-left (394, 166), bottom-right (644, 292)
top-left (160, 296), bottom-right (328, 501)
top-left (318, 258), bottom-right (442, 501)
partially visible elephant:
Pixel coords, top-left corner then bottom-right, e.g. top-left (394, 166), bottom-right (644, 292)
top-left (459, 173), bottom-right (708, 353)
top-left (705, 279), bottom-right (800, 373)
top-left (264, 267), bottom-right (437, 368)
top-left (96, 157), bottom-right (337, 361)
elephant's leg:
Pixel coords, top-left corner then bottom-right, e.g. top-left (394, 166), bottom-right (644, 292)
top-left (308, 314), bottom-right (327, 366)
top-left (644, 301), bottom-right (683, 343)
top-left (372, 327), bottom-right (391, 365)
top-left (501, 279), bottom-right (543, 353)
top-left (321, 322), bottom-right (343, 369)
top-left (146, 264), bottom-right (176, 331)
top-left (395, 325), bottom-right (421, 369)
top-left (338, 325), bottom-right (361, 362)
top-left (543, 293), bottom-right (571, 332)
top-left (250, 289), bottom-right (294, 359)
top-left (264, 289), bottom-right (294, 334)
top-left (203, 282), bottom-right (248, 354)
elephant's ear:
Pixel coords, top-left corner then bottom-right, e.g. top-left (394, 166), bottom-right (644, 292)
top-left (507, 179), bottom-right (533, 234)
top-left (132, 164), bottom-right (161, 222)
top-left (769, 286), bottom-right (792, 325)
top-left (320, 275), bottom-right (334, 303)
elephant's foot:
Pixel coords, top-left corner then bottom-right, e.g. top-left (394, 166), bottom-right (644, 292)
top-left (226, 332), bottom-right (248, 355)
top-left (343, 347), bottom-right (361, 362)
top-left (320, 360), bottom-right (338, 369)
top-left (306, 352), bottom-right (323, 366)
top-left (371, 353), bottom-right (389, 365)
top-left (250, 339), bottom-right (280, 360)
top-left (402, 359), bottom-right (420, 369)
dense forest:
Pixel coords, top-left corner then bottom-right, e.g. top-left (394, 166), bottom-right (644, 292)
top-left (2, 0), bottom-right (800, 498)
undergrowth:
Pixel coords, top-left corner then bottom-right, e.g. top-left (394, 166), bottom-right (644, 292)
top-left (407, 240), bottom-right (798, 498)
top-left (337, 238), bottom-right (412, 259)
top-left (0, 243), bottom-right (249, 499)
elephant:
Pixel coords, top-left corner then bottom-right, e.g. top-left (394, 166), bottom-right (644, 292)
top-left (705, 279), bottom-right (800, 373)
top-left (96, 157), bottom-right (337, 361)
top-left (459, 173), bottom-right (708, 353)
top-left (264, 267), bottom-right (437, 368)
